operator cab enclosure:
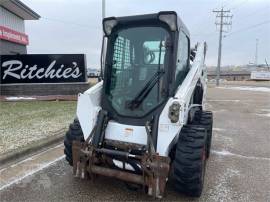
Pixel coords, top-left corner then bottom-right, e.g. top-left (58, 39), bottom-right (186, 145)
top-left (101, 11), bottom-right (191, 125)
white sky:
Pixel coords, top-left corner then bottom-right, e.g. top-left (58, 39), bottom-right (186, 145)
top-left (23, 0), bottom-right (270, 68)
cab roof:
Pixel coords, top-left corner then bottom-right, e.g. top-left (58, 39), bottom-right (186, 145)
top-left (104, 11), bottom-right (190, 37)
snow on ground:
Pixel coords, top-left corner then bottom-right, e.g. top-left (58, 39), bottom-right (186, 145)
top-left (217, 86), bottom-right (270, 93)
top-left (256, 113), bottom-right (270, 118)
top-left (212, 150), bottom-right (270, 161)
top-left (213, 128), bottom-right (225, 132)
top-left (208, 99), bottom-right (240, 102)
top-left (212, 109), bottom-right (227, 113)
top-left (255, 109), bottom-right (270, 118)
top-left (5, 97), bottom-right (36, 101)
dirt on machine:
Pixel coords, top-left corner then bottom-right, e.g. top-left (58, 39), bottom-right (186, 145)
top-left (64, 11), bottom-right (213, 198)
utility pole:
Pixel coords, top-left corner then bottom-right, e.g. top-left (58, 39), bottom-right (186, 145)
top-left (102, 0), bottom-right (106, 19)
top-left (100, 0), bottom-right (106, 80)
top-left (213, 8), bottom-right (232, 86)
top-left (255, 38), bottom-right (258, 67)
top-left (265, 59), bottom-right (269, 71)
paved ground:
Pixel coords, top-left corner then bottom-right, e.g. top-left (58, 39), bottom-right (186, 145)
top-left (0, 83), bottom-right (269, 202)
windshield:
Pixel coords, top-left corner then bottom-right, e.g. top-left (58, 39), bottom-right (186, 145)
top-left (105, 26), bottom-right (170, 117)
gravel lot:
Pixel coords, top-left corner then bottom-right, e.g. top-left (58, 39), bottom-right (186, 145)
top-left (0, 101), bottom-right (76, 154)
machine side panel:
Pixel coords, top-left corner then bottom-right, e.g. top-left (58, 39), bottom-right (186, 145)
top-left (157, 43), bottom-right (206, 156)
top-left (77, 81), bottom-right (103, 140)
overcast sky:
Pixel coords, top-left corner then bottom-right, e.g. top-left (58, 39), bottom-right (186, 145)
top-left (23, 0), bottom-right (270, 68)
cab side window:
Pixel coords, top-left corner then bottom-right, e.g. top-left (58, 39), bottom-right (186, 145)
top-left (175, 31), bottom-right (189, 89)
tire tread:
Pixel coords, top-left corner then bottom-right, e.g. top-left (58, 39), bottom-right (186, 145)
top-left (64, 118), bottom-right (84, 166)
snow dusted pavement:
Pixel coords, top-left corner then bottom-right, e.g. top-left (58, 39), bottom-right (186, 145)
top-left (212, 149), bottom-right (270, 161)
top-left (217, 86), bottom-right (270, 93)
top-left (0, 144), bottom-right (64, 191)
top-left (0, 84), bottom-right (269, 202)
top-left (204, 85), bottom-right (270, 202)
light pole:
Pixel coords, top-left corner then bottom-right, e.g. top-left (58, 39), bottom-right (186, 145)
top-left (255, 38), bottom-right (258, 67)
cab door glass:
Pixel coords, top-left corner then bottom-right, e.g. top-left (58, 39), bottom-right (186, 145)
top-left (175, 31), bottom-right (189, 88)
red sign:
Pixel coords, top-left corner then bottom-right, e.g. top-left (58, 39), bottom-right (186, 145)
top-left (0, 26), bottom-right (29, 45)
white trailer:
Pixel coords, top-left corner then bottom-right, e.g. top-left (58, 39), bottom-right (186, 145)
top-left (251, 71), bottom-right (270, 81)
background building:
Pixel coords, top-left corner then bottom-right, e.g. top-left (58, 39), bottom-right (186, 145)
top-left (0, 0), bottom-right (40, 55)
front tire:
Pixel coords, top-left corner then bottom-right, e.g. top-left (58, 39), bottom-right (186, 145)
top-left (64, 119), bottom-right (84, 166)
top-left (193, 111), bottom-right (213, 158)
top-left (173, 125), bottom-right (207, 197)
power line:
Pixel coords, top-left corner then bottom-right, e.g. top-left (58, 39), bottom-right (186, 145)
top-left (225, 20), bottom-right (270, 37)
top-left (230, 0), bottom-right (249, 10)
top-left (41, 17), bottom-right (100, 30)
top-left (192, 32), bottom-right (216, 37)
top-left (221, 0), bottom-right (231, 7)
top-left (234, 6), bottom-right (270, 24)
top-left (240, 6), bottom-right (270, 18)
top-left (223, 0), bottom-right (249, 10)
top-left (222, 0), bottom-right (234, 8)
top-left (191, 0), bottom-right (225, 34)
top-left (213, 8), bottom-right (233, 86)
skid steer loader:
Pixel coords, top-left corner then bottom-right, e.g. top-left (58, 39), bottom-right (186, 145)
top-left (64, 11), bottom-right (213, 198)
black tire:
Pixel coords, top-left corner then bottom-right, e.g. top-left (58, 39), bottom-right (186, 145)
top-left (173, 125), bottom-right (207, 197)
top-left (64, 119), bottom-right (84, 166)
top-left (193, 111), bottom-right (213, 158)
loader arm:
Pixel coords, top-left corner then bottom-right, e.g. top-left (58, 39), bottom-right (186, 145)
top-left (156, 42), bottom-right (207, 155)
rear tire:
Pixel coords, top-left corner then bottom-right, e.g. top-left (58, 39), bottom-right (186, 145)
top-left (173, 125), bottom-right (207, 197)
top-left (64, 119), bottom-right (84, 166)
top-left (193, 111), bottom-right (213, 158)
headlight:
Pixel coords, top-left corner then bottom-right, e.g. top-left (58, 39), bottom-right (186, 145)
top-left (158, 12), bottom-right (178, 31)
top-left (168, 101), bottom-right (181, 123)
top-left (103, 18), bottom-right (117, 36)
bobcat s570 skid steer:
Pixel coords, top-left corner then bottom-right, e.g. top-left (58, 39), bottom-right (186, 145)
top-left (64, 11), bottom-right (213, 198)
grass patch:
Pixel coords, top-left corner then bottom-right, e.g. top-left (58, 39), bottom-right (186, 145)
top-left (0, 101), bottom-right (76, 154)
